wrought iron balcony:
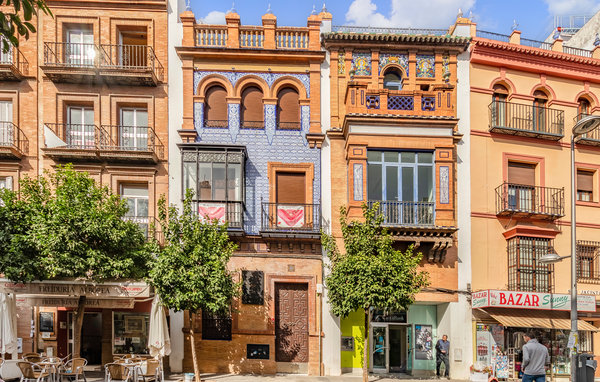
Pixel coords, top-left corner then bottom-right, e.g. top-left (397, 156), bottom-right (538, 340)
top-left (574, 113), bottom-right (600, 146)
top-left (192, 200), bottom-right (244, 230)
top-left (0, 46), bottom-right (28, 80)
top-left (99, 125), bottom-right (164, 163)
top-left (43, 123), bottom-right (104, 161)
top-left (495, 182), bottom-right (564, 219)
top-left (367, 200), bottom-right (435, 227)
top-left (42, 42), bottom-right (163, 86)
top-left (261, 202), bottom-right (321, 233)
top-left (488, 101), bottom-right (564, 140)
top-left (0, 121), bottom-right (28, 159)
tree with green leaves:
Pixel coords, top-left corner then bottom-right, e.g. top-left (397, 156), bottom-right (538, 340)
top-left (148, 190), bottom-right (238, 382)
top-left (0, 165), bottom-right (151, 357)
top-left (322, 203), bottom-right (429, 382)
top-left (1, 0), bottom-right (51, 52)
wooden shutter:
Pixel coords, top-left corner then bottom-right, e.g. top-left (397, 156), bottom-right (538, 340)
top-left (578, 170), bottom-right (594, 192)
top-left (205, 86), bottom-right (227, 122)
top-left (276, 172), bottom-right (306, 204)
top-left (508, 162), bottom-right (536, 186)
top-left (241, 86), bottom-right (263, 127)
top-left (277, 88), bottom-right (300, 128)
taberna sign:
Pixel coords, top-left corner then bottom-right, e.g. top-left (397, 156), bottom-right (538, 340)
top-left (472, 289), bottom-right (596, 312)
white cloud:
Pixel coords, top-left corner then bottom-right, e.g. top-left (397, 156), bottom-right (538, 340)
top-left (345, 0), bottom-right (475, 28)
top-left (200, 10), bottom-right (226, 25)
top-left (544, 0), bottom-right (600, 16)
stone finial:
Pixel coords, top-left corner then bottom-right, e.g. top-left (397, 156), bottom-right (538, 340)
top-left (266, 3), bottom-right (273, 14)
top-left (228, 2), bottom-right (236, 13)
top-left (311, 4), bottom-right (317, 15)
top-left (185, 0), bottom-right (191, 11)
top-left (457, 8), bottom-right (463, 18)
top-left (322, 3), bottom-right (327, 12)
top-left (594, 33), bottom-right (600, 47)
top-left (512, 19), bottom-right (519, 31)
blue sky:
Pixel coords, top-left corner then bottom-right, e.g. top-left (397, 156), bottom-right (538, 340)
top-left (190, 0), bottom-right (600, 42)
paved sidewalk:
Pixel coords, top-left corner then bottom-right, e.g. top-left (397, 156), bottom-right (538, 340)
top-left (168, 373), bottom-right (464, 382)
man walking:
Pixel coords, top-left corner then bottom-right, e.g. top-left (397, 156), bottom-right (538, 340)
top-left (522, 332), bottom-right (550, 382)
top-left (436, 334), bottom-right (450, 378)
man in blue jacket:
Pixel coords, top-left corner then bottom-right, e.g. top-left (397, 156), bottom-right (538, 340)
top-left (436, 334), bottom-right (450, 378)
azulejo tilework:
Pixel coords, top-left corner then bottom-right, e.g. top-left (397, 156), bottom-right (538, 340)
top-left (442, 54), bottom-right (450, 83)
top-left (351, 52), bottom-right (371, 76)
top-left (228, 103), bottom-right (240, 142)
top-left (301, 105), bottom-right (310, 145)
top-left (440, 166), bottom-right (450, 204)
top-left (265, 104), bottom-right (276, 145)
top-left (416, 55), bottom-right (435, 78)
top-left (379, 53), bottom-right (409, 76)
top-left (338, 50), bottom-right (345, 75)
top-left (194, 71), bottom-right (310, 97)
top-left (193, 102), bottom-right (204, 137)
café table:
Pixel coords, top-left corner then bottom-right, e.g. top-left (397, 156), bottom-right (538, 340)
top-left (115, 360), bottom-right (143, 382)
top-left (38, 360), bottom-right (63, 382)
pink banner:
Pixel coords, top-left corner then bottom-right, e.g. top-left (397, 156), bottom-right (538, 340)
top-left (277, 205), bottom-right (305, 228)
top-left (198, 204), bottom-right (226, 224)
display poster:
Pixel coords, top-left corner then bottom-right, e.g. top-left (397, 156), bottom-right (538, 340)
top-left (494, 355), bottom-right (509, 378)
top-left (476, 324), bottom-right (491, 364)
top-left (415, 324), bottom-right (433, 360)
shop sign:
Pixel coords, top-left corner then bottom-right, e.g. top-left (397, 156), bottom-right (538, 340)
top-left (0, 279), bottom-right (150, 298)
top-left (18, 297), bottom-right (136, 309)
top-left (472, 289), bottom-right (596, 312)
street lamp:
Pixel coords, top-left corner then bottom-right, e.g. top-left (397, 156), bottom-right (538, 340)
top-left (538, 115), bottom-right (600, 382)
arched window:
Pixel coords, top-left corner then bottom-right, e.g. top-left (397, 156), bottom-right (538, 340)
top-left (241, 86), bottom-right (264, 129)
top-left (276, 87), bottom-right (300, 130)
top-left (491, 84), bottom-right (509, 127)
top-left (578, 97), bottom-right (591, 120)
top-left (383, 68), bottom-right (402, 91)
top-left (533, 90), bottom-right (548, 132)
top-left (204, 85), bottom-right (228, 128)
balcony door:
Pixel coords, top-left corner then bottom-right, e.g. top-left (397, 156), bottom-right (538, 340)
top-left (66, 28), bottom-right (94, 66)
top-left (121, 184), bottom-right (149, 237)
top-left (0, 101), bottom-right (13, 146)
top-left (274, 172), bottom-right (307, 229)
top-left (507, 162), bottom-right (535, 211)
top-left (367, 151), bottom-right (434, 225)
top-left (0, 41), bottom-right (12, 64)
top-left (67, 106), bottom-right (94, 148)
top-left (120, 108), bottom-right (148, 151)
top-left (118, 30), bottom-right (148, 68)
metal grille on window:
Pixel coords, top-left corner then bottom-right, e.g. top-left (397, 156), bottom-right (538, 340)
top-left (577, 241), bottom-right (600, 282)
top-left (201, 310), bottom-right (232, 340)
top-left (508, 237), bottom-right (554, 293)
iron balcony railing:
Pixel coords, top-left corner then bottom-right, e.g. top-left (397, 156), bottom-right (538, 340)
top-left (0, 45), bottom-right (28, 76)
top-left (495, 182), bottom-right (564, 218)
top-left (577, 240), bottom-right (600, 283)
top-left (563, 46), bottom-right (593, 58)
top-left (261, 202), bottom-right (320, 232)
top-left (520, 37), bottom-right (552, 51)
top-left (45, 123), bottom-right (104, 149)
top-left (192, 200), bottom-right (244, 229)
top-left (488, 101), bottom-right (564, 139)
top-left (43, 42), bottom-right (164, 81)
top-left (475, 30), bottom-right (510, 42)
top-left (100, 125), bottom-right (164, 159)
top-left (0, 121), bottom-right (28, 154)
top-left (367, 200), bottom-right (435, 227)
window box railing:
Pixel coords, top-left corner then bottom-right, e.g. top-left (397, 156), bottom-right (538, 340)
top-left (261, 202), bottom-right (320, 232)
top-left (45, 123), bottom-right (104, 149)
top-left (488, 101), bottom-right (564, 140)
top-left (99, 125), bottom-right (164, 159)
top-left (577, 240), bottom-right (600, 283)
top-left (0, 121), bottom-right (28, 155)
top-left (192, 200), bottom-right (244, 230)
top-left (508, 236), bottom-right (554, 293)
top-left (495, 182), bottom-right (564, 219)
top-left (99, 44), bottom-right (164, 82)
top-left (0, 45), bottom-right (28, 78)
top-left (367, 200), bottom-right (435, 227)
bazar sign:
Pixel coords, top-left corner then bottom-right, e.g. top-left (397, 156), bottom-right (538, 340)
top-left (0, 279), bottom-right (150, 298)
top-left (472, 289), bottom-right (596, 312)
top-left (18, 297), bottom-right (136, 309)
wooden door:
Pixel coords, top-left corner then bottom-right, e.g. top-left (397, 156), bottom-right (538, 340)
top-left (275, 283), bottom-right (309, 363)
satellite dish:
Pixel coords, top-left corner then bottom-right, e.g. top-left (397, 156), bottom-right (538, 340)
top-left (573, 115), bottom-right (600, 136)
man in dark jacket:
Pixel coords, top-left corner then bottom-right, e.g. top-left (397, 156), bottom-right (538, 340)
top-left (436, 334), bottom-right (450, 378)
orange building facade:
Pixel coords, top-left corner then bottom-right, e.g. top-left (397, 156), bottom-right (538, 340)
top-left (0, 0), bottom-right (168, 364)
top-left (469, 21), bottom-right (600, 378)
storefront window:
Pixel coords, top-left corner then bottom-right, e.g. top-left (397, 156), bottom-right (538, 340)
top-left (113, 312), bottom-right (150, 355)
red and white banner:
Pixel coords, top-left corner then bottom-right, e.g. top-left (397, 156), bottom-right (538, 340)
top-left (277, 205), bottom-right (305, 228)
top-left (198, 203), bottom-right (226, 224)
top-left (472, 289), bottom-right (596, 312)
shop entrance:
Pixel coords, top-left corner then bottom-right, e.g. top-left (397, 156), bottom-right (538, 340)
top-left (67, 312), bottom-right (103, 365)
top-left (371, 323), bottom-right (409, 373)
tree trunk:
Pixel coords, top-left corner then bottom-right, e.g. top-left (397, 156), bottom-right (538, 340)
top-left (73, 296), bottom-right (86, 358)
top-left (189, 312), bottom-right (201, 382)
top-left (363, 308), bottom-right (369, 382)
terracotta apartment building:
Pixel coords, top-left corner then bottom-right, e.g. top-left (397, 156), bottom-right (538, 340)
top-left (0, 0), bottom-right (168, 363)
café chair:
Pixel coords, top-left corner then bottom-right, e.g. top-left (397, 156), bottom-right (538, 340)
top-left (136, 360), bottom-right (160, 382)
top-left (58, 358), bottom-right (87, 382)
top-left (104, 363), bottom-right (130, 382)
top-left (23, 356), bottom-right (43, 364)
top-left (17, 362), bottom-right (49, 382)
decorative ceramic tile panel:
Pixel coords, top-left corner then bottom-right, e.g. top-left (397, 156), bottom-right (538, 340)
top-left (442, 54), bottom-right (450, 83)
top-left (338, 50), bottom-right (345, 75)
top-left (228, 103), bottom-right (240, 143)
top-left (301, 105), bottom-right (310, 146)
top-left (388, 96), bottom-right (414, 110)
top-left (353, 163), bottom-right (363, 201)
top-left (440, 166), bottom-right (449, 204)
top-left (379, 53), bottom-right (409, 76)
top-left (416, 55), bottom-right (435, 78)
top-left (422, 96), bottom-right (436, 111)
top-left (351, 52), bottom-right (371, 76)
top-left (365, 95), bottom-right (380, 109)
top-left (194, 102), bottom-right (204, 137)
top-left (264, 104), bottom-right (276, 145)
top-left (194, 71), bottom-right (310, 97)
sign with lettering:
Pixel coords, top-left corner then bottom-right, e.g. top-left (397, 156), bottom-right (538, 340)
top-left (0, 279), bottom-right (150, 298)
top-left (472, 289), bottom-right (596, 312)
top-left (18, 297), bottom-right (136, 309)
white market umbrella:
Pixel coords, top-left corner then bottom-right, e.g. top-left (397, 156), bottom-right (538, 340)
top-left (148, 295), bottom-right (171, 358)
top-left (0, 293), bottom-right (18, 358)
